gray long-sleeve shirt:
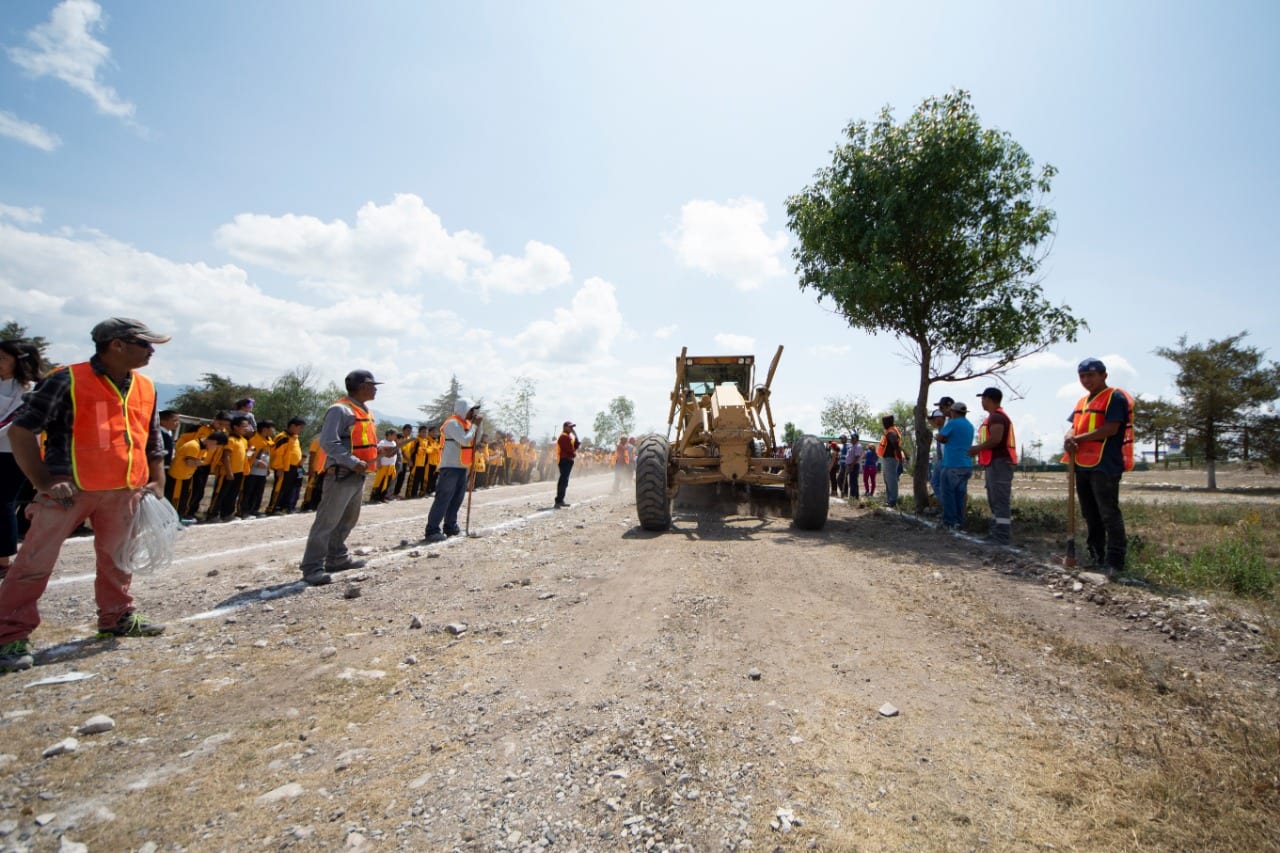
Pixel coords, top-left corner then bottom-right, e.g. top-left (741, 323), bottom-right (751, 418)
top-left (318, 398), bottom-right (369, 471)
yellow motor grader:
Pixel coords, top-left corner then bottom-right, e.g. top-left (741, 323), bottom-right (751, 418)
top-left (634, 345), bottom-right (829, 531)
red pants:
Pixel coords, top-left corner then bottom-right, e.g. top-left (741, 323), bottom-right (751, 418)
top-left (0, 488), bottom-right (141, 643)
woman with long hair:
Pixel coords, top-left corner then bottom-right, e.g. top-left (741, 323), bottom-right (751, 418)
top-left (0, 338), bottom-right (43, 578)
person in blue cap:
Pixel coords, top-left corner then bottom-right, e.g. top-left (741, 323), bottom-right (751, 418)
top-left (1063, 358), bottom-right (1135, 577)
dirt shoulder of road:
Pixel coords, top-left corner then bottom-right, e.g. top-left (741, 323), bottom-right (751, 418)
top-left (1, 471), bottom-right (1277, 851)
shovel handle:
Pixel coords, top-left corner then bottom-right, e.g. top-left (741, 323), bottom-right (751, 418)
top-left (1065, 451), bottom-right (1077, 557)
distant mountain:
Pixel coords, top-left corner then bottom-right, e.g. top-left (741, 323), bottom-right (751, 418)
top-left (154, 382), bottom-right (186, 410)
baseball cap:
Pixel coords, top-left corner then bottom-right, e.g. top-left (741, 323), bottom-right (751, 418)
top-left (91, 317), bottom-right (171, 345)
top-left (1077, 358), bottom-right (1107, 373)
top-left (563, 421), bottom-right (576, 429)
top-left (345, 369), bottom-right (383, 388)
top-left (950, 401), bottom-right (969, 414)
top-left (929, 408), bottom-right (945, 419)
top-left (978, 386), bottom-right (1003, 402)
top-left (932, 395), bottom-right (954, 407)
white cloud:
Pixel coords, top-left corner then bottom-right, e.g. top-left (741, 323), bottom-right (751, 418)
top-left (653, 324), bottom-right (678, 339)
top-left (0, 111), bottom-right (61, 151)
top-left (1097, 354), bottom-right (1136, 377)
top-left (507, 277), bottom-right (624, 363)
top-left (0, 203), bottom-right (45, 225)
top-left (714, 333), bottom-right (755, 352)
top-left (7, 0), bottom-right (138, 123)
top-left (667, 198), bottom-right (789, 291)
top-left (472, 240), bottom-right (571, 295)
top-left (0, 216), bottom-right (632, 428)
top-left (215, 194), bottom-right (571, 298)
top-left (1013, 351), bottom-right (1075, 372)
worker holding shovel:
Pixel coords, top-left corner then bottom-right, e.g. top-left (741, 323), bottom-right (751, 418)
top-left (1062, 358), bottom-right (1135, 578)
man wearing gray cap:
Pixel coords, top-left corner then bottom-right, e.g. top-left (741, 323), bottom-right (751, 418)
top-left (299, 369), bottom-right (381, 586)
top-left (1, 318), bottom-right (171, 673)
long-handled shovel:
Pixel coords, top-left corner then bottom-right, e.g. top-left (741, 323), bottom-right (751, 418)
top-left (1060, 451), bottom-right (1078, 568)
top-left (464, 455), bottom-right (478, 537)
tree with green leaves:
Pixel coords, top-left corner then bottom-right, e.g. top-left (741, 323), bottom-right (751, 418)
top-left (1247, 411), bottom-right (1280, 472)
top-left (1154, 332), bottom-right (1280, 489)
top-left (170, 373), bottom-right (263, 418)
top-left (786, 89), bottom-right (1083, 511)
top-left (256, 366), bottom-right (342, 436)
top-left (1132, 396), bottom-right (1181, 463)
top-left (820, 394), bottom-right (876, 440)
top-left (419, 374), bottom-right (481, 425)
top-left (496, 376), bottom-right (538, 438)
top-left (591, 396), bottom-right (636, 446)
top-left (782, 422), bottom-right (802, 446)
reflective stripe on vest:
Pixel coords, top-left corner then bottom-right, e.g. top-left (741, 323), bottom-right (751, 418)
top-left (444, 414), bottom-right (474, 466)
top-left (337, 397), bottom-right (378, 462)
top-left (977, 408), bottom-right (1018, 466)
top-left (1065, 387), bottom-right (1135, 471)
top-left (68, 362), bottom-right (155, 490)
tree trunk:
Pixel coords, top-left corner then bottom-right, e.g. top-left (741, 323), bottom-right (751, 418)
top-left (1206, 417), bottom-right (1217, 490)
top-left (911, 349), bottom-right (932, 512)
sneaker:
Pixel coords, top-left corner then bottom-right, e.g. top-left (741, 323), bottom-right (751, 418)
top-left (554, 501), bottom-right (571, 509)
top-left (0, 639), bottom-right (34, 673)
top-left (328, 558), bottom-right (366, 573)
top-left (97, 612), bottom-right (166, 638)
top-left (424, 531), bottom-right (447, 544)
top-left (303, 571), bottom-right (333, 587)
top-left (443, 528), bottom-right (461, 538)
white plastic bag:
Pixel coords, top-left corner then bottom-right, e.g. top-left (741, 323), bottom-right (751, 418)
top-left (115, 491), bottom-right (183, 575)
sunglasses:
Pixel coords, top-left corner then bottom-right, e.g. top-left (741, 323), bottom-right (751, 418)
top-left (121, 337), bottom-right (154, 349)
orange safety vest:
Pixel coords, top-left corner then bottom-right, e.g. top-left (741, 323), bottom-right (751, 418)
top-left (444, 413), bottom-right (475, 466)
top-left (337, 397), bottom-right (378, 462)
top-left (877, 426), bottom-right (904, 461)
top-left (67, 361), bottom-right (156, 490)
top-left (1063, 387), bottom-right (1134, 471)
top-left (977, 408), bottom-right (1018, 466)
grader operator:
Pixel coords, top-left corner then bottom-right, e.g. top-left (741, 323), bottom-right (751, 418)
top-left (634, 346), bottom-right (828, 531)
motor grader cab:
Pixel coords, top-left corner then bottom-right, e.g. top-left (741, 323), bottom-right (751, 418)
top-left (634, 345), bottom-right (828, 531)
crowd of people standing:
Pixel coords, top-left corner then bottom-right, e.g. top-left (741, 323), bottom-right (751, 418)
top-left (822, 360), bottom-right (1133, 575)
top-left (0, 314), bottom-right (1134, 673)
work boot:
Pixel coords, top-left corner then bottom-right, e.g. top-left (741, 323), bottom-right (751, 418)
top-left (328, 558), bottom-right (366, 573)
top-left (424, 531), bottom-right (447, 544)
top-left (97, 613), bottom-right (166, 638)
top-left (303, 571), bottom-right (332, 587)
top-left (0, 639), bottom-right (34, 673)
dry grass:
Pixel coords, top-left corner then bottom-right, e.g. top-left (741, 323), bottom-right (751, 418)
top-left (788, 558), bottom-right (1280, 851)
top-left (1040, 638), bottom-right (1280, 850)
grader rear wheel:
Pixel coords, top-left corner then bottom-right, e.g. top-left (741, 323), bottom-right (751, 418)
top-left (635, 434), bottom-right (672, 531)
top-left (791, 434), bottom-right (829, 530)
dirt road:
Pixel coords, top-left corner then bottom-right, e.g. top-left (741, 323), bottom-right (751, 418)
top-left (1, 472), bottom-right (1276, 851)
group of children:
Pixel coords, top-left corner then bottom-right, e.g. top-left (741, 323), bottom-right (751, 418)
top-left (162, 402), bottom-right (311, 523)
top-left (164, 404), bottom-right (635, 523)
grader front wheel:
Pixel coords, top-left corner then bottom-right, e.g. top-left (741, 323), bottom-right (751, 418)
top-left (791, 434), bottom-right (829, 530)
top-left (635, 434), bottom-right (672, 531)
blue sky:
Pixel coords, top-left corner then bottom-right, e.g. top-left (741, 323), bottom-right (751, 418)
top-left (2, 0), bottom-right (1277, 452)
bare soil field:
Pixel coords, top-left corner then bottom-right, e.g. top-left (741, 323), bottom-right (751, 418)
top-left (1, 469), bottom-right (1277, 851)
